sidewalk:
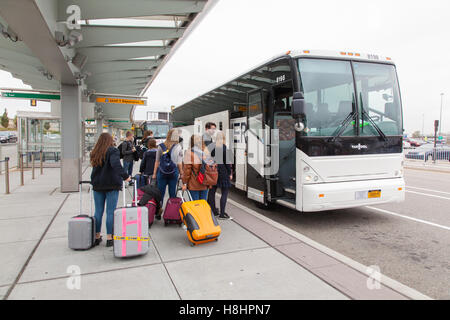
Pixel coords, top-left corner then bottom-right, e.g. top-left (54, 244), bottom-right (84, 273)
top-left (404, 159), bottom-right (450, 173)
top-left (0, 166), bottom-right (421, 300)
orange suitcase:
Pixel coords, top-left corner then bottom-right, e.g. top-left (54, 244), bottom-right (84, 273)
top-left (179, 191), bottom-right (221, 246)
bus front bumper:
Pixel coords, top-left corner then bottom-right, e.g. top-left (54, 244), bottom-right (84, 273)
top-left (301, 178), bottom-right (405, 212)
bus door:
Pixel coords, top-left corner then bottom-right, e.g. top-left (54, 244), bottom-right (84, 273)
top-left (246, 89), bottom-right (271, 204)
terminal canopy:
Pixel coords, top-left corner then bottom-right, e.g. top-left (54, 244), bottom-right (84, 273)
top-left (0, 0), bottom-right (216, 126)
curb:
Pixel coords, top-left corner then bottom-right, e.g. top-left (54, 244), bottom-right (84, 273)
top-left (227, 198), bottom-right (433, 300)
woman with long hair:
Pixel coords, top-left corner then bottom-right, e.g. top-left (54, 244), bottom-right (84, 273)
top-left (181, 134), bottom-right (209, 201)
top-left (90, 133), bottom-right (131, 247)
top-left (207, 131), bottom-right (233, 220)
top-left (152, 129), bottom-right (183, 212)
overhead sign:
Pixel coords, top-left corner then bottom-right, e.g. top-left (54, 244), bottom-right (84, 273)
top-left (108, 120), bottom-right (129, 123)
top-left (96, 97), bottom-right (145, 105)
top-left (1, 92), bottom-right (60, 100)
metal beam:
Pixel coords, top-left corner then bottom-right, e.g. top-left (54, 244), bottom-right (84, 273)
top-left (77, 46), bottom-right (171, 62)
top-left (89, 81), bottom-right (148, 91)
top-left (86, 70), bottom-right (154, 84)
top-left (83, 60), bottom-right (158, 74)
top-left (0, 48), bottom-right (43, 68)
top-left (77, 25), bottom-right (186, 47)
top-left (57, 0), bottom-right (207, 21)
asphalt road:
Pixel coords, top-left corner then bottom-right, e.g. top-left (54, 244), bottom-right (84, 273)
top-left (227, 168), bottom-right (450, 300)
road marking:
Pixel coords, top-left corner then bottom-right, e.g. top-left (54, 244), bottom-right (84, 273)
top-left (226, 197), bottom-right (432, 300)
top-left (407, 186), bottom-right (450, 196)
top-left (406, 190), bottom-right (450, 201)
top-left (365, 206), bottom-right (450, 231)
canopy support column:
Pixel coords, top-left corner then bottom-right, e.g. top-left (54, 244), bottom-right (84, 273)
top-left (60, 85), bottom-right (82, 192)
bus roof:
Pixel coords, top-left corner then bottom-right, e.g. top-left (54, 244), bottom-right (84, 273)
top-left (172, 49), bottom-right (396, 124)
top-left (288, 49), bottom-right (395, 64)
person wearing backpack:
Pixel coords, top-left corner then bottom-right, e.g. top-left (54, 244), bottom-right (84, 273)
top-left (207, 131), bottom-right (233, 220)
top-left (181, 134), bottom-right (211, 201)
top-left (140, 138), bottom-right (158, 176)
top-left (119, 131), bottom-right (136, 186)
top-left (152, 129), bottom-right (183, 207)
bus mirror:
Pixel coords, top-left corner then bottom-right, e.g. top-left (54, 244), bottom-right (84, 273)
top-left (292, 92), bottom-right (306, 119)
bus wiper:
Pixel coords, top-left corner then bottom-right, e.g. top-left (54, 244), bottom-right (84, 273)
top-left (361, 108), bottom-right (387, 141)
top-left (359, 93), bottom-right (387, 141)
top-left (330, 112), bottom-right (356, 142)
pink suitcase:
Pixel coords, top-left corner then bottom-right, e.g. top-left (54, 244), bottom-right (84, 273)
top-left (163, 197), bottom-right (183, 227)
top-left (135, 189), bottom-right (156, 227)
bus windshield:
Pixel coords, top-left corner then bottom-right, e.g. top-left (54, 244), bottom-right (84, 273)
top-left (297, 58), bottom-right (402, 137)
top-left (144, 122), bottom-right (170, 139)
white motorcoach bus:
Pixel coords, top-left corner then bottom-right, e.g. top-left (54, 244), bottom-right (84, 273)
top-left (173, 50), bottom-right (405, 212)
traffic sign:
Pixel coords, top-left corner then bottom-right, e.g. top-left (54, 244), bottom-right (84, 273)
top-left (1, 92), bottom-right (60, 100)
top-left (96, 97), bottom-right (145, 105)
top-left (438, 136), bottom-right (443, 141)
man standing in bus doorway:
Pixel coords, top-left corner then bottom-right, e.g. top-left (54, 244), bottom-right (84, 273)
top-left (203, 122), bottom-right (217, 147)
top-left (122, 131), bottom-right (136, 186)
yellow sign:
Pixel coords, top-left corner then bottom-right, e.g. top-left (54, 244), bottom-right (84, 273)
top-left (96, 97), bottom-right (145, 105)
top-left (113, 236), bottom-right (150, 241)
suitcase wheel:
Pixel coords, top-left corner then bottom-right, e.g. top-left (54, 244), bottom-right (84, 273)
top-left (164, 221), bottom-right (168, 227)
top-left (191, 243), bottom-right (196, 247)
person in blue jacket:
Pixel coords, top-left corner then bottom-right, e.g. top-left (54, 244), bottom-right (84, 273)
top-left (90, 133), bottom-right (130, 247)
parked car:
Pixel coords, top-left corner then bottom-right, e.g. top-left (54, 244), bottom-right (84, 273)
top-left (405, 144), bottom-right (450, 161)
top-left (7, 132), bottom-right (17, 143)
top-left (406, 139), bottom-right (423, 147)
top-left (0, 132), bottom-right (8, 143)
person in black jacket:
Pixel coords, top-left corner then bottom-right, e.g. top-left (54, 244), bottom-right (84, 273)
top-left (207, 131), bottom-right (233, 220)
top-left (91, 133), bottom-right (131, 247)
top-left (139, 138), bottom-right (158, 176)
top-left (121, 131), bottom-right (136, 185)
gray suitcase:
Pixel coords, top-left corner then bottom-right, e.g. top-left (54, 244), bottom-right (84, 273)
top-left (68, 181), bottom-right (96, 250)
top-left (113, 179), bottom-right (149, 258)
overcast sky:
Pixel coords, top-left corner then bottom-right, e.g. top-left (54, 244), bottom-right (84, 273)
top-left (1, 0), bottom-right (449, 135)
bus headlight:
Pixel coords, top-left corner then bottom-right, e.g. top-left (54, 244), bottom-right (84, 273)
top-left (305, 175), bottom-right (312, 182)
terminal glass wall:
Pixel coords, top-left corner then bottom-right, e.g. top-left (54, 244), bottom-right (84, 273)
top-left (18, 116), bottom-right (61, 167)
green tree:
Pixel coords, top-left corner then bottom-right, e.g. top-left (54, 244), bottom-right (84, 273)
top-left (1, 108), bottom-right (9, 129)
top-left (412, 130), bottom-right (421, 138)
top-left (13, 115), bottom-right (17, 128)
top-left (44, 122), bottom-right (51, 132)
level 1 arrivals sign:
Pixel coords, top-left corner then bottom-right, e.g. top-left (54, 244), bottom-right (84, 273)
top-left (96, 97), bottom-right (145, 105)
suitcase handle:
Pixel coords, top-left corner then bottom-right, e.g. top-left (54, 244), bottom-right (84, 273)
top-left (122, 177), bottom-right (138, 207)
top-left (176, 177), bottom-right (193, 203)
top-left (79, 180), bottom-right (93, 217)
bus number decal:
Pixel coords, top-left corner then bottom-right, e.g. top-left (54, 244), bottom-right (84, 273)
top-left (276, 75), bottom-right (286, 83)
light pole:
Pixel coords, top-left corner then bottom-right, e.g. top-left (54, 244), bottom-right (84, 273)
top-left (439, 93), bottom-right (444, 137)
top-left (422, 113), bottom-right (425, 138)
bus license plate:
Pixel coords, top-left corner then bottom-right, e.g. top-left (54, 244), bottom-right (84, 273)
top-left (368, 190), bottom-right (381, 198)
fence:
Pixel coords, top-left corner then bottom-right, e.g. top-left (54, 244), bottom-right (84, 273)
top-left (1, 151), bottom-right (46, 195)
top-left (404, 148), bottom-right (450, 162)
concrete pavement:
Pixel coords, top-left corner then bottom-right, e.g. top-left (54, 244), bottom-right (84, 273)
top-left (0, 165), bottom-right (425, 300)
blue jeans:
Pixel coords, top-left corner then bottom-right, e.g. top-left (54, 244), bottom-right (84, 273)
top-left (123, 161), bottom-right (133, 178)
top-left (93, 190), bottom-right (119, 235)
top-left (189, 189), bottom-right (208, 201)
top-left (157, 168), bottom-right (179, 205)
